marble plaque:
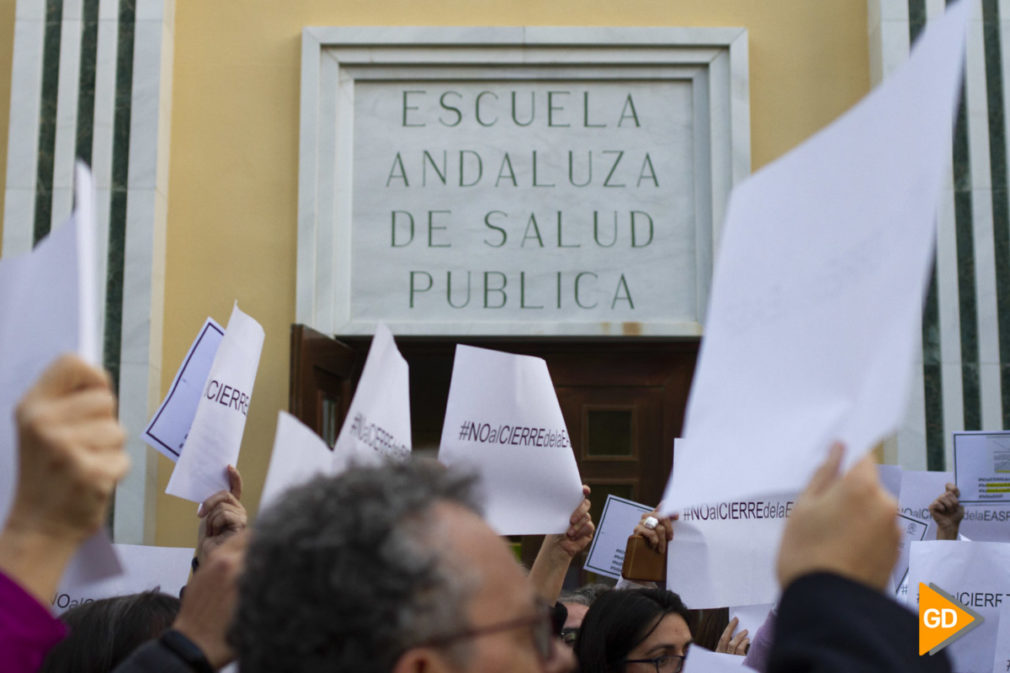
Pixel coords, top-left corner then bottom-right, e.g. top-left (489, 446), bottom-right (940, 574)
top-left (298, 28), bottom-right (750, 335)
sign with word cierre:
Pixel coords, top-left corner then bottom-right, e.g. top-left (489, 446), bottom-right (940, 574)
top-left (332, 324), bottom-right (411, 470)
top-left (918, 582), bottom-right (983, 657)
top-left (167, 303), bottom-right (265, 503)
top-left (583, 494), bottom-right (653, 580)
top-left (669, 492), bottom-right (795, 608)
top-left (667, 436), bottom-right (795, 607)
top-left (438, 345), bottom-right (584, 535)
top-left (297, 28), bottom-right (750, 336)
top-left (908, 540), bottom-right (1010, 672)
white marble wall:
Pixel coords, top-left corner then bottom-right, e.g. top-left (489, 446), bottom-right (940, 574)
top-left (871, 0), bottom-right (1010, 470)
top-left (3, 0), bottom-right (45, 256)
top-left (2, 0), bottom-right (175, 543)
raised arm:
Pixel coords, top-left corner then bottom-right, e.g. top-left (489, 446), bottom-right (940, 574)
top-left (529, 485), bottom-right (594, 603)
top-left (0, 355), bottom-right (128, 603)
top-left (928, 482), bottom-right (964, 541)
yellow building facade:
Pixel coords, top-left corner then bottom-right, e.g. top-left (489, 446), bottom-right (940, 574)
top-left (5, 1), bottom-right (996, 549)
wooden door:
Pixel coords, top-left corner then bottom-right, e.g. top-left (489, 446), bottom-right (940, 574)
top-left (289, 324), bottom-right (359, 446)
top-left (549, 342), bottom-right (696, 583)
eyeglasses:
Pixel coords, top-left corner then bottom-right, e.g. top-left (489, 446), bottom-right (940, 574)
top-left (560, 627), bottom-right (579, 645)
top-left (622, 654), bottom-right (686, 673)
top-left (418, 601), bottom-right (556, 661)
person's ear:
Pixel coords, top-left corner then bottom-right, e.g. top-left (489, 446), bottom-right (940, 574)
top-left (392, 647), bottom-right (458, 673)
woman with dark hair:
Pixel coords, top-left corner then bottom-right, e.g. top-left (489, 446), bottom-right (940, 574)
top-left (575, 588), bottom-right (696, 673)
top-left (38, 591), bottom-right (181, 673)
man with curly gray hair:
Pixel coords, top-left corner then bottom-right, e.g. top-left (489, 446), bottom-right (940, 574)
top-left (231, 458), bottom-right (574, 673)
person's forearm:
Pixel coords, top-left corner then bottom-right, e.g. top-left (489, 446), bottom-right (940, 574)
top-left (0, 520), bottom-right (78, 605)
top-left (528, 535), bottom-right (572, 603)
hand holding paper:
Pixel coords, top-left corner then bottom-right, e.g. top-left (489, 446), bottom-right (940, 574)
top-left (715, 617), bottom-right (750, 656)
top-left (556, 486), bottom-right (594, 556)
top-left (777, 444), bottom-right (899, 592)
top-left (582, 494), bottom-right (652, 580)
top-left (174, 532), bottom-right (247, 669)
top-left (0, 355), bottom-right (129, 604)
top-left (0, 164), bottom-right (123, 586)
top-left (928, 482), bottom-right (964, 540)
top-left (529, 485), bottom-right (593, 602)
top-left (634, 507), bottom-right (676, 553)
top-left (196, 465), bottom-right (247, 567)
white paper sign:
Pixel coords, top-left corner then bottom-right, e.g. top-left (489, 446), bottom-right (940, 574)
top-left (729, 603), bottom-right (774, 644)
top-left (143, 318), bottom-right (224, 461)
top-left (960, 505), bottom-right (1010, 543)
top-left (955, 432), bottom-right (1010, 504)
top-left (166, 303), bottom-right (264, 503)
top-left (661, 1), bottom-right (969, 513)
top-left (685, 647), bottom-right (755, 671)
top-left (668, 499), bottom-right (791, 608)
top-left (53, 544), bottom-right (193, 614)
top-left (583, 494), bottom-right (653, 580)
top-left (332, 324), bottom-right (411, 471)
top-left (261, 327), bottom-right (411, 513)
top-left (0, 164), bottom-right (120, 582)
top-left (260, 411), bottom-right (335, 513)
top-left (438, 345), bottom-right (583, 535)
top-left (991, 603), bottom-right (1010, 673)
top-left (908, 540), bottom-right (1010, 673)
top-left (667, 442), bottom-right (794, 607)
top-left (891, 513), bottom-right (929, 596)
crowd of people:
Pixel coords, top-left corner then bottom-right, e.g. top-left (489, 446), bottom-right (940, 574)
top-left (0, 356), bottom-right (968, 671)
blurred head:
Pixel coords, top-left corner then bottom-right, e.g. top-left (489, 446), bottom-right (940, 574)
top-left (233, 458), bottom-right (573, 673)
top-left (575, 589), bottom-right (694, 673)
top-left (559, 583), bottom-right (612, 645)
top-left (39, 591), bottom-right (180, 673)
